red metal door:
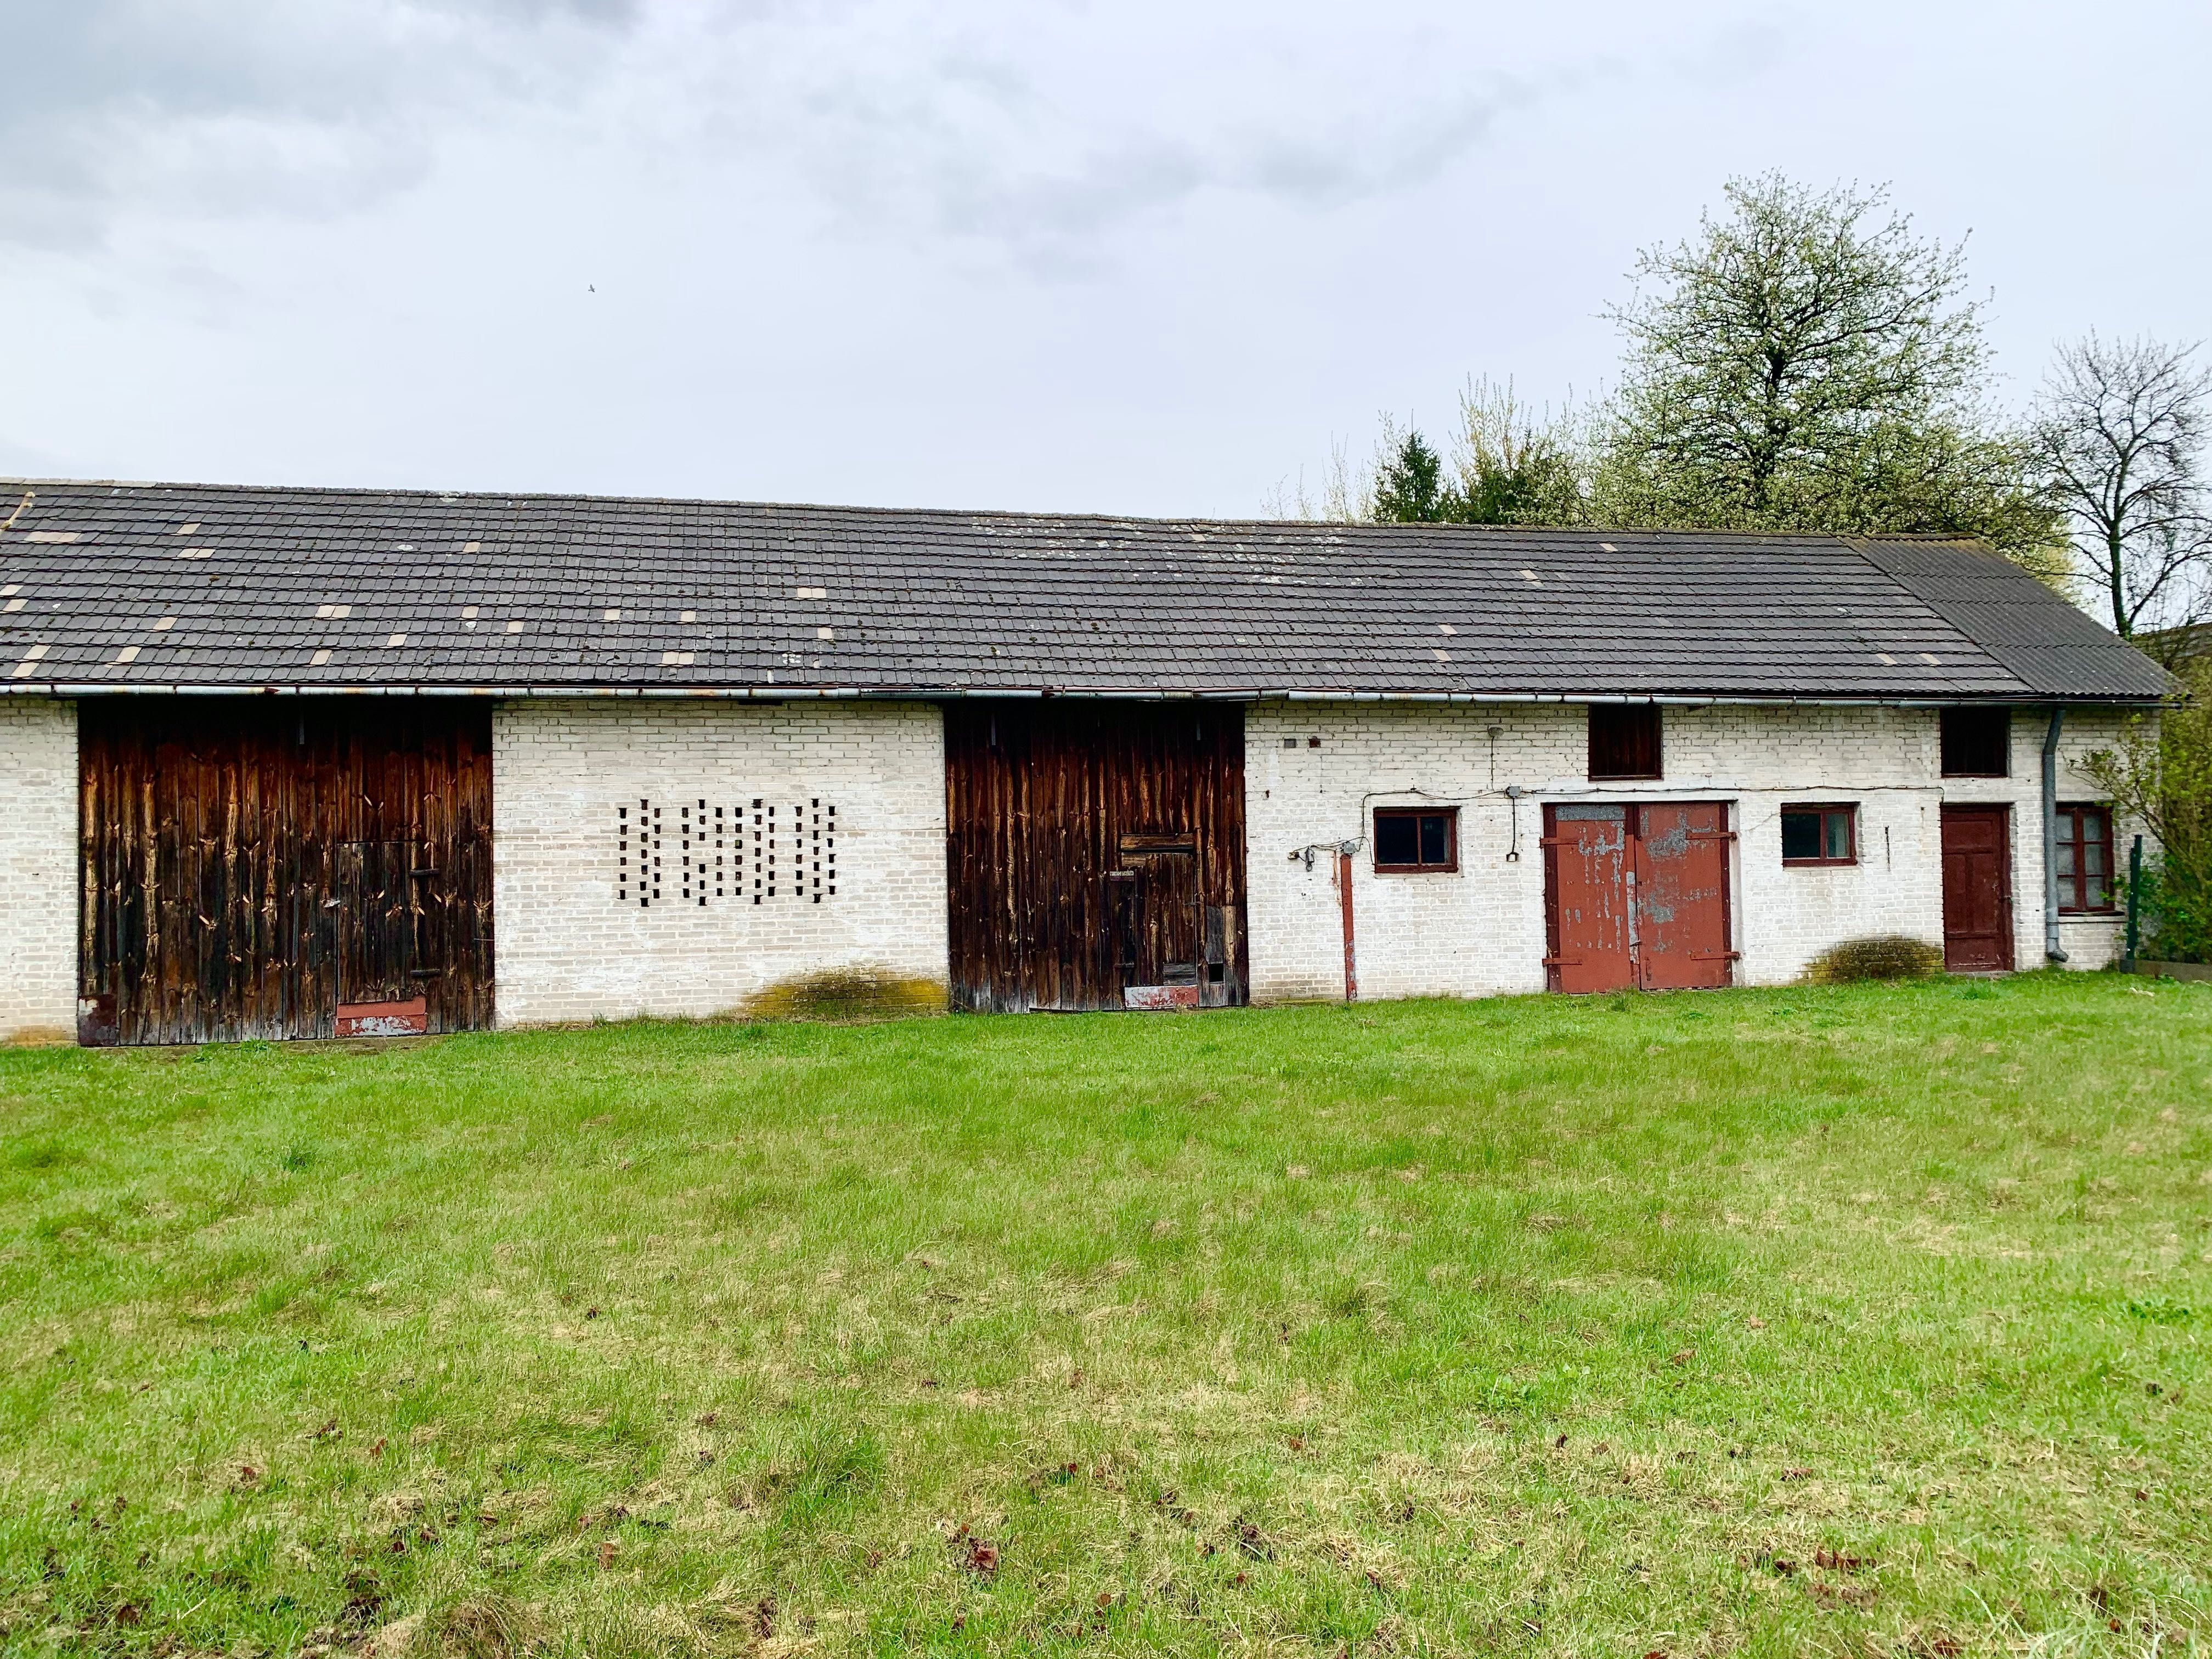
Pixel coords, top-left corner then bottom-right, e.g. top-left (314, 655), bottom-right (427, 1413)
top-left (1543, 805), bottom-right (1634, 992)
top-left (1545, 802), bottom-right (1734, 992)
top-left (1632, 802), bottom-right (1736, 989)
top-left (1940, 805), bottom-right (2013, 971)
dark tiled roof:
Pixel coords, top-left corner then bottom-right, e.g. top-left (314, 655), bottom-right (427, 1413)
top-left (0, 479), bottom-right (2172, 702)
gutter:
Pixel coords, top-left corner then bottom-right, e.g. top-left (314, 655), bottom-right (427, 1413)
top-left (0, 683), bottom-right (2168, 708)
top-left (2042, 707), bottom-right (2068, 963)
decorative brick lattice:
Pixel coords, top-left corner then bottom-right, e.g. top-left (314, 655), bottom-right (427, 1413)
top-left (619, 795), bottom-right (834, 910)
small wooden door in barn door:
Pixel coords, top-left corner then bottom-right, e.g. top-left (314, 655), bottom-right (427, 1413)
top-left (1543, 802), bottom-right (1736, 992)
top-left (1113, 835), bottom-right (1204, 1006)
top-left (334, 840), bottom-right (434, 1036)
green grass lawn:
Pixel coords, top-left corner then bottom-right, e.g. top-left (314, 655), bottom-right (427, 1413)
top-left (2, 975), bottom-right (2209, 1658)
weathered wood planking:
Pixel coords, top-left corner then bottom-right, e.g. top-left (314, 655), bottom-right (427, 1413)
top-left (945, 702), bottom-right (1248, 1012)
top-left (77, 699), bottom-right (494, 1045)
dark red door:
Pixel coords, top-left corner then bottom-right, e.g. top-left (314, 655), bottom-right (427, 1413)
top-left (1633, 801), bottom-right (1736, 990)
top-left (1940, 805), bottom-right (2013, 971)
top-left (1544, 805), bottom-right (1634, 992)
top-left (1545, 803), bottom-right (1735, 993)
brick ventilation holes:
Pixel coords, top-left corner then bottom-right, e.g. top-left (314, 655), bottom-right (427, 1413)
top-left (617, 798), bottom-right (836, 909)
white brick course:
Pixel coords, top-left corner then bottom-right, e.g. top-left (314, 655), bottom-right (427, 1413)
top-left (1244, 698), bottom-right (2145, 1002)
top-left (492, 699), bottom-right (949, 1025)
top-left (0, 698), bottom-right (78, 1043)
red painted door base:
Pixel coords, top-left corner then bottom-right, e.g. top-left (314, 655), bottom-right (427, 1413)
top-left (335, 997), bottom-right (429, 1037)
top-left (1124, 984), bottom-right (1200, 1011)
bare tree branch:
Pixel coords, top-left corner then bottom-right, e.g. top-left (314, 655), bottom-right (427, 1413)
top-left (2029, 332), bottom-right (2212, 647)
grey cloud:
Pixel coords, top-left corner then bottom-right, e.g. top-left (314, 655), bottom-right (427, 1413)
top-left (0, 0), bottom-right (640, 248)
top-left (791, 74), bottom-right (1552, 273)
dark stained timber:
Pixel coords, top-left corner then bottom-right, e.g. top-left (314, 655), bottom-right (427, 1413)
top-left (77, 698), bottom-right (495, 1045)
top-left (945, 702), bottom-right (1248, 1013)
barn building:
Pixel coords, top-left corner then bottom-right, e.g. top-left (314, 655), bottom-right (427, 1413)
top-left (0, 481), bottom-right (2169, 1046)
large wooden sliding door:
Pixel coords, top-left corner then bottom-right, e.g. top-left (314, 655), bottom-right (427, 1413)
top-left (78, 699), bottom-right (495, 1045)
top-left (944, 702), bottom-right (1248, 1012)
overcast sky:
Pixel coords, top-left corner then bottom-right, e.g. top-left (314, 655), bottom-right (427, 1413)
top-left (5, 0), bottom-right (2208, 518)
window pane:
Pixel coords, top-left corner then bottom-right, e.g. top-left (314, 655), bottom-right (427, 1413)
top-left (2085, 872), bottom-right (2108, 909)
top-left (2083, 840), bottom-right (2107, 877)
top-left (1825, 810), bottom-right (1852, 860)
top-left (2083, 810), bottom-right (2104, 841)
top-left (1940, 707), bottom-right (2011, 776)
top-left (1419, 814), bottom-right (1448, 865)
top-left (1589, 704), bottom-right (1662, 780)
top-left (1374, 814), bottom-right (1417, 866)
top-left (2055, 842), bottom-right (2076, 878)
top-left (1781, 811), bottom-right (1821, 861)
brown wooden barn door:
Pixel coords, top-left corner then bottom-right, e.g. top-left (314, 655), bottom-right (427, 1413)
top-left (1940, 804), bottom-right (2013, 971)
top-left (1543, 805), bottom-right (1634, 992)
top-left (79, 699), bottom-right (493, 1045)
top-left (945, 702), bottom-right (1248, 1013)
top-left (1630, 802), bottom-right (1736, 989)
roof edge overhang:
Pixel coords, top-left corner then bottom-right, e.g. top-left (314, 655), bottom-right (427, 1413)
top-left (0, 682), bottom-right (2168, 708)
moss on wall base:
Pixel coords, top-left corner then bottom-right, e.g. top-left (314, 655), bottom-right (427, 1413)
top-left (742, 968), bottom-right (948, 1022)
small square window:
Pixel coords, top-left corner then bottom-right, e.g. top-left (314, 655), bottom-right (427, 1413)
top-left (1940, 707), bottom-right (2011, 777)
top-left (1781, 804), bottom-right (1857, 865)
top-left (1589, 704), bottom-right (1662, 780)
top-left (1374, 808), bottom-right (1458, 872)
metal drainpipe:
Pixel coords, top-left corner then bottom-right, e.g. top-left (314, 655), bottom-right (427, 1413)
top-left (1338, 843), bottom-right (1358, 1002)
top-left (2042, 707), bottom-right (2068, 964)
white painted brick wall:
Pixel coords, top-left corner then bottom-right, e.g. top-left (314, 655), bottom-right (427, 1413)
top-left (492, 699), bottom-right (949, 1026)
top-left (0, 698), bottom-right (78, 1043)
top-left (1244, 698), bottom-right (2145, 1002)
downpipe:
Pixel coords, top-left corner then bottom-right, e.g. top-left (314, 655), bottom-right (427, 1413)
top-left (1338, 843), bottom-right (1359, 1002)
top-left (2042, 707), bottom-right (2068, 964)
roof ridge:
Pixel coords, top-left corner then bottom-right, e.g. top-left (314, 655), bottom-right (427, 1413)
top-left (2, 476), bottom-right (1955, 549)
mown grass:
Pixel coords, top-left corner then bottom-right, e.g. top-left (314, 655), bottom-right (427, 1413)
top-left (1, 973), bottom-right (2208, 1657)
